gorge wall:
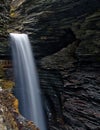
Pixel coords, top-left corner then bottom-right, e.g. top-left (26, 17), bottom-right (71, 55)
top-left (0, 0), bottom-right (100, 130)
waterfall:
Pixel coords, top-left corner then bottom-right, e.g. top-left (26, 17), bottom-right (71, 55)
top-left (10, 33), bottom-right (46, 130)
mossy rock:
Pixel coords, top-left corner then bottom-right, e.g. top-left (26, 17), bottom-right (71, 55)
top-left (0, 79), bottom-right (15, 90)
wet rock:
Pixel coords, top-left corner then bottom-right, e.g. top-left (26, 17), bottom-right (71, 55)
top-left (0, 0), bottom-right (100, 130)
top-left (0, 90), bottom-right (39, 130)
top-left (7, 0), bottom-right (100, 59)
top-left (38, 69), bottom-right (64, 129)
top-left (63, 68), bottom-right (100, 130)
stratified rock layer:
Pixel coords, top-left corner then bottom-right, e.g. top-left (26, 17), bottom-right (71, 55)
top-left (63, 66), bottom-right (100, 130)
top-left (0, 0), bottom-right (100, 130)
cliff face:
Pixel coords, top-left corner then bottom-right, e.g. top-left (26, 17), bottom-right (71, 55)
top-left (0, 0), bottom-right (11, 55)
top-left (9, 0), bottom-right (100, 59)
top-left (0, 0), bottom-right (100, 130)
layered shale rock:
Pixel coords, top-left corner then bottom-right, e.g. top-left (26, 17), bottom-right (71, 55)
top-left (62, 66), bottom-right (100, 130)
top-left (0, 0), bottom-right (100, 130)
top-left (0, 0), bottom-right (11, 55)
top-left (8, 0), bottom-right (100, 59)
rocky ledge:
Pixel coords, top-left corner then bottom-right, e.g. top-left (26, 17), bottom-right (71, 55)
top-left (0, 90), bottom-right (39, 130)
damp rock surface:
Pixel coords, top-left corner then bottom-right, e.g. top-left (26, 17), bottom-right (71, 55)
top-left (0, 90), bottom-right (39, 130)
top-left (0, 0), bottom-right (100, 130)
top-left (63, 67), bottom-right (100, 130)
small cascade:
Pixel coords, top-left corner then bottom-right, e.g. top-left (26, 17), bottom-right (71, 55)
top-left (10, 33), bottom-right (46, 130)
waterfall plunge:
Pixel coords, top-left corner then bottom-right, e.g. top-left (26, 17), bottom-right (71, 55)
top-left (10, 33), bottom-right (46, 130)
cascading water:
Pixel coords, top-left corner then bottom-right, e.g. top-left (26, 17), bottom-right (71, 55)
top-left (10, 33), bottom-right (46, 130)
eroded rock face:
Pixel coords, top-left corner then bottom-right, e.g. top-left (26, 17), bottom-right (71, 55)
top-left (0, 90), bottom-right (39, 130)
top-left (8, 0), bottom-right (100, 59)
top-left (63, 66), bottom-right (100, 130)
top-left (0, 0), bottom-right (11, 55)
top-left (0, 0), bottom-right (100, 130)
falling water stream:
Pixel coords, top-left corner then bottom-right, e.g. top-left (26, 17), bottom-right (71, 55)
top-left (10, 33), bottom-right (46, 130)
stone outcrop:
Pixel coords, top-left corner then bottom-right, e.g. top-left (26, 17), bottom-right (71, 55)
top-left (0, 90), bottom-right (39, 130)
top-left (0, 0), bottom-right (100, 130)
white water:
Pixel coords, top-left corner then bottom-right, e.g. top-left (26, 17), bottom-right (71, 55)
top-left (10, 33), bottom-right (46, 130)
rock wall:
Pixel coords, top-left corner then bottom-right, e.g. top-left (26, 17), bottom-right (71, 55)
top-left (0, 0), bottom-right (11, 55)
top-left (0, 0), bottom-right (100, 130)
